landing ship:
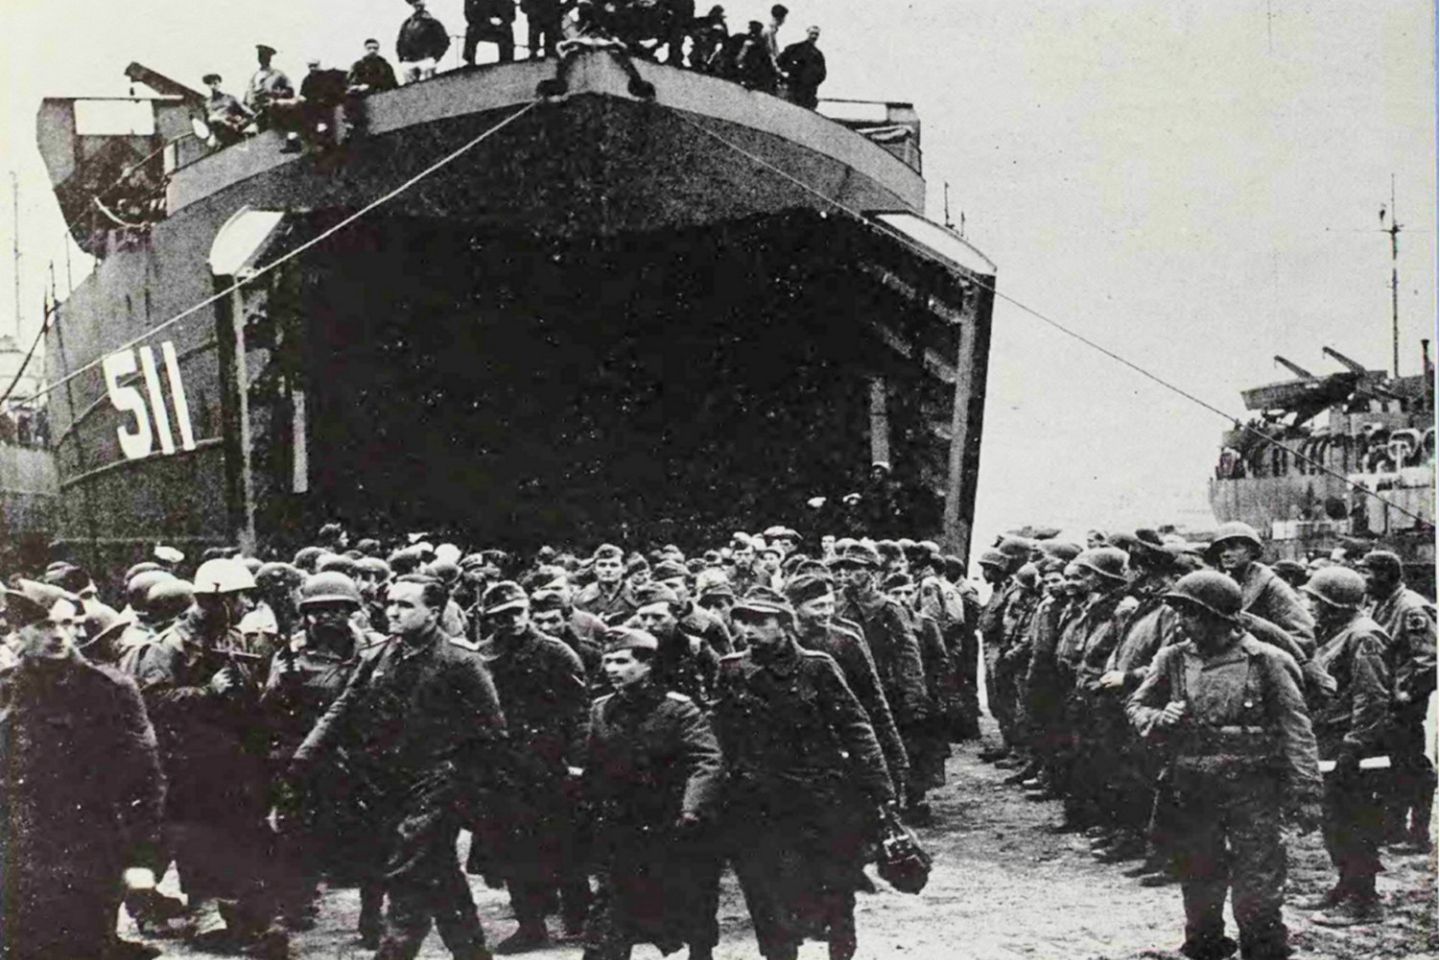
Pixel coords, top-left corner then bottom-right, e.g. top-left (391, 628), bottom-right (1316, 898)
top-left (37, 51), bottom-right (996, 574)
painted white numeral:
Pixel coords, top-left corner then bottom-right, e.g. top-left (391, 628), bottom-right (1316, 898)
top-left (103, 340), bottom-right (197, 461)
top-left (102, 350), bottom-right (153, 460)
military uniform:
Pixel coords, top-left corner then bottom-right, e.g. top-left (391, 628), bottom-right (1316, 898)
top-left (713, 640), bottom-right (894, 960)
top-left (1370, 583), bottom-right (1438, 844)
top-left (474, 624), bottom-right (591, 932)
top-left (260, 625), bottom-right (377, 917)
top-left (836, 590), bottom-right (930, 731)
top-left (978, 578), bottom-right (1018, 740)
top-left (1057, 588), bottom-right (1127, 827)
top-left (1128, 634), bottom-right (1321, 960)
top-left (575, 581), bottom-right (640, 623)
top-left (0, 652), bottom-right (165, 959)
top-left (582, 684), bottom-right (723, 959)
top-left (120, 610), bottom-right (275, 931)
top-left (995, 585), bottom-right (1040, 750)
top-left (294, 625), bottom-right (506, 960)
top-left (1021, 591), bottom-right (1077, 788)
top-left (906, 607), bottom-right (955, 792)
top-left (1234, 561), bottom-right (1316, 653)
top-left (1097, 575), bottom-right (1181, 843)
top-left (796, 619), bottom-right (911, 798)
top-left (1311, 612), bottom-right (1392, 905)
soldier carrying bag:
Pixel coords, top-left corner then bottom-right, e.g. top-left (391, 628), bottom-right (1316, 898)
top-left (876, 805), bottom-right (932, 894)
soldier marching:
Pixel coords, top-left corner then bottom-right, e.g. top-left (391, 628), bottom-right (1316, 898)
top-left (1, 518), bottom-right (1433, 960)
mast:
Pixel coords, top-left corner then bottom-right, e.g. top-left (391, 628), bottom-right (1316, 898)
top-left (1386, 174), bottom-right (1401, 377)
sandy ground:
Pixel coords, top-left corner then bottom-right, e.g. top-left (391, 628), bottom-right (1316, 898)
top-left (129, 731), bottom-right (1437, 960)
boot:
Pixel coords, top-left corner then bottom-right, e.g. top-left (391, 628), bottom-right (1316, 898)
top-left (1178, 934), bottom-right (1237, 960)
top-left (1292, 882), bottom-right (1347, 912)
top-left (493, 922), bottom-right (550, 955)
top-left (1094, 836), bottom-right (1146, 864)
top-left (1311, 897), bottom-right (1384, 927)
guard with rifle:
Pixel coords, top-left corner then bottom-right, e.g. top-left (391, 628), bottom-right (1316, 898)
top-left (120, 557), bottom-right (289, 956)
top-left (1127, 570), bottom-right (1322, 960)
top-left (262, 571), bottom-right (383, 932)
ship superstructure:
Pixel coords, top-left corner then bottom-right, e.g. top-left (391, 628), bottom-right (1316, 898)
top-left (1209, 346), bottom-right (1435, 584)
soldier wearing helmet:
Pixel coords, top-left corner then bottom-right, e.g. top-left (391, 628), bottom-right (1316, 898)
top-left (1048, 547), bottom-right (1131, 834)
top-left (1128, 570), bottom-right (1321, 960)
top-left (1207, 521), bottom-right (1315, 652)
top-left (1359, 550), bottom-right (1437, 853)
top-left (1089, 532), bottom-right (1188, 868)
top-left (262, 570), bottom-right (382, 932)
top-left (974, 539), bottom-right (1031, 762)
top-left (354, 556), bottom-right (393, 632)
top-left (1293, 566), bottom-right (1393, 927)
top-left (118, 556), bottom-right (286, 951)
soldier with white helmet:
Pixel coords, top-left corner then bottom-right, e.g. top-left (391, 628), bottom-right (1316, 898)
top-left (120, 556), bottom-right (288, 953)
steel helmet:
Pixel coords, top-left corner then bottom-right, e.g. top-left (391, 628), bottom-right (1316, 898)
top-left (126, 570), bottom-right (173, 610)
top-left (192, 558), bottom-right (256, 594)
top-left (1302, 567), bottom-right (1366, 610)
top-left (299, 571), bottom-right (363, 609)
top-left (1164, 570), bottom-right (1242, 621)
top-left (146, 578), bottom-right (196, 621)
top-left (1210, 521), bottom-right (1263, 553)
top-left (256, 561), bottom-right (306, 591)
top-left (292, 546), bottom-right (326, 572)
top-left (316, 552), bottom-right (358, 577)
top-left (1074, 547), bottom-right (1129, 583)
top-left (426, 559), bottom-right (461, 586)
top-left (356, 556), bottom-right (392, 578)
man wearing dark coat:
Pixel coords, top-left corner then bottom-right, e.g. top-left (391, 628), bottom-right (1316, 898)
top-left (777, 25), bottom-right (825, 107)
top-left (714, 591), bottom-right (894, 960)
top-left (581, 627), bottom-right (723, 960)
top-left (349, 38), bottom-right (401, 93)
top-left (472, 581), bottom-right (592, 953)
top-left (0, 580), bottom-right (166, 960)
top-left (292, 575), bottom-right (506, 960)
top-left (464, 0), bottom-right (517, 64)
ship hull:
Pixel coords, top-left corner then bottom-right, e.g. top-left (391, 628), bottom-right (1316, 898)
top-left (42, 54), bottom-right (994, 580)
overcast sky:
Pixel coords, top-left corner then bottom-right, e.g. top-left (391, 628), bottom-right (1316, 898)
top-left (1, 0), bottom-right (1435, 543)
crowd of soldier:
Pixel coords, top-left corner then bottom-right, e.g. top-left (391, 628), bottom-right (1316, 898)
top-left (3, 517), bottom-right (1432, 960)
top-left (202, 1), bottom-right (828, 154)
top-left (2, 524), bottom-right (971, 960)
top-left (973, 521), bottom-right (1436, 960)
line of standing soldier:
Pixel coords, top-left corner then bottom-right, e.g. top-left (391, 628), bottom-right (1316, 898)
top-left (973, 520), bottom-right (1435, 959)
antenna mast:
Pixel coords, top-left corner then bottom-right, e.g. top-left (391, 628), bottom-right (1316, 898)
top-left (943, 181), bottom-right (953, 229)
top-left (1386, 174), bottom-right (1401, 377)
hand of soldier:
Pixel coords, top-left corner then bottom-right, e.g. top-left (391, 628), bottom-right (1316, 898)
top-left (122, 867), bottom-right (157, 892)
top-left (1156, 699), bottom-right (1187, 728)
top-left (210, 668), bottom-right (235, 695)
top-left (1098, 670), bottom-right (1125, 690)
top-left (673, 811), bottom-right (702, 832)
top-left (1395, 690), bottom-right (1412, 706)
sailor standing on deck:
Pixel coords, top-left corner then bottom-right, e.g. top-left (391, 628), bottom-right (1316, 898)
top-left (245, 44), bottom-right (295, 129)
top-left (397, 0), bottom-right (452, 82)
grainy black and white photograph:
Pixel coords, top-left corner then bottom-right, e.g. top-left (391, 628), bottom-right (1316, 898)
top-left (0, 1), bottom-right (1436, 958)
